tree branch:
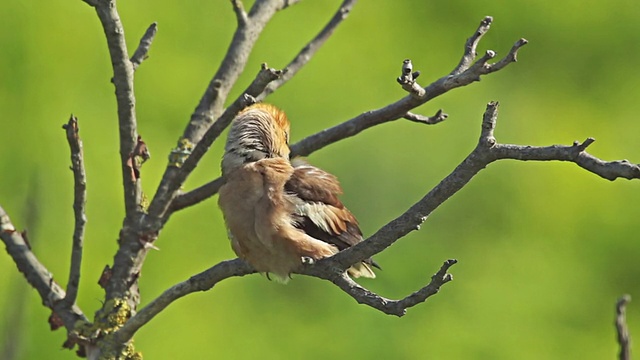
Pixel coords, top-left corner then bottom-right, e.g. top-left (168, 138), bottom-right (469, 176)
top-left (86, 0), bottom-right (140, 216)
top-left (143, 0), bottom-right (298, 225)
top-left (309, 259), bottom-right (457, 316)
top-left (403, 109), bottom-right (448, 125)
top-left (0, 206), bottom-right (87, 331)
top-left (316, 101), bottom-right (639, 274)
top-left (170, 177), bottom-right (225, 212)
top-left (147, 65), bottom-right (284, 223)
top-left (130, 22), bottom-right (158, 72)
top-left (169, 17), bottom-right (526, 211)
top-left (290, 23), bottom-right (527, 158)
top-left (112, 259), bottom-right (255, 343)
top-left (60, 115), bottom-right (87, 309)
top-left (257, 0), bottom-right (357, 100)
top-left (177, 0), bottom-right (292, 148)
top-left (451, 16), bottom-right (493, 76)
top-left (615, 294), bottom-right (632, 360)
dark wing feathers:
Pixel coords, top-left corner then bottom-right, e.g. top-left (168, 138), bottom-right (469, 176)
top-left (285, 162), bottom-right (379, 270)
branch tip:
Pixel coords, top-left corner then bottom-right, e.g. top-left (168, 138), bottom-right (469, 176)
top-left (61, 115), bottom-right (88, 308)
top-left (257, 0), bottom-right (357, 100)
top-left (403, 109), bottom-right (449, 125)
top-left (615, 294), bottom-right (632, 360)
top-left (231, 0), bottom-right (248, 25)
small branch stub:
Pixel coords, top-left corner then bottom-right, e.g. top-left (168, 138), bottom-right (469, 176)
top-left (397, 59), bottom-right (426, 98)
top-left (615, 295), bottom-right (632, 360)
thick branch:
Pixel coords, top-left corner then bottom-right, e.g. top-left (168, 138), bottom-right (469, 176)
top-left (0, 206), bottom-right (87, 331)
top-left (615, 295), bottom-right (632, 360)
top-left (258, 0), bottom-right (357, 100)
top-left (113, 259), bottom-right (254, 343)
top-left (87, 0), bottom-right (140, 216)
top-left (61, 115), bottom-right (87, 308)
top-left (318, 102), bottom-right (638, 273)
top-left (105, 67), bottom-right (282, 304)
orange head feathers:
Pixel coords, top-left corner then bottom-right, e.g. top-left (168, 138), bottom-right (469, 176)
top-left (218, 103), bottom-right (378, 282)
top-left (221, 103), bottom-right (291, 176)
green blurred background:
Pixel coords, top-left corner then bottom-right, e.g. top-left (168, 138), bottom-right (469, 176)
top-left (1, 0), bottom-right (639, 359)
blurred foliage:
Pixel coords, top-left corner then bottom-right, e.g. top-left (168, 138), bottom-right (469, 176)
top-left (1, 1), bottom-right (639, 359)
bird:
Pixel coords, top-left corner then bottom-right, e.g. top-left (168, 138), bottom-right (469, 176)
top-left (218, 103), bottom-right (377, 283)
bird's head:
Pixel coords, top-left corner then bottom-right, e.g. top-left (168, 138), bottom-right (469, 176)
top-left (222, 103), bottom-right (291, 174)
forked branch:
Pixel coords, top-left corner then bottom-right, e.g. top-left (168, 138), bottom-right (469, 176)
top-left (172, 16), bottom-right (528, 211)
top-left (317, 102), bottom-right (639, 276)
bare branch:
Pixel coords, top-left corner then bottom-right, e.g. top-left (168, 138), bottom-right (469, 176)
top-left (318, 101), bottom-right (639, 273)
top-left (179, 0), bottom-right (293, 148)
top-left (307, 259), bottom-right (456, 316)
top-left (290, 21), bottom-right (527, 158)
top-left (451, 16), bottom-right (493, 75)
top-left (403, 109), bottom-right (448, 125)
top-left (130, 22), bottom-right (158, 72)
top-left (147, 65), bottom-right (283, 222)
top-left (493, 141), bottom-right (640, 181)
top-left (113, 259), bottom-right (255, 343)
top-left (60, 115), bottom-right (87, 308)
top-left (396, 59), bottom-right (425, 98)
top-left (258, 0), bottom-right (357, 100)
top-left (488, 38), bottom-right (528, 73)
top-left (164, 16), bottom-right (524, 213)
top-left (615, 295), bottom-right (632, 360)
top-left (170, 177), bottom-right (225, 212)
top-left (86, 0), bottom-right (141, 216)
top-left (231, 0), bottom-right (248, 26)
top-left (0, 206), bottom-right (87, 331)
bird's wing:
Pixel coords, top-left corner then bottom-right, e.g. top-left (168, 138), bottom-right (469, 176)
top-left (285, 162), bottom-right (360, 249)
top-left (285, 160), bottom-right (378, 277)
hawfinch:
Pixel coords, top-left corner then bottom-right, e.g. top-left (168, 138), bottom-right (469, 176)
top-left (218, 103), bottom-right (377, 283)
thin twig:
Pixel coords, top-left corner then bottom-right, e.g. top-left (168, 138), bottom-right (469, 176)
top-left (147, 65), bottom-right (283, 223)
top-left (451, 16), bottom-right (493, 76)
top-left (170, 177), bottom-right (225, 212)
top-left (169, 18), bottom-right (526, 211)
top-left (403, 109), bottom-right (448, 125)
top-left (231, 0), bottom-right (248, 26)
top-left (144, 0), bottom-right (295, 226)
top-left (61, 115), bottom-right (87, 308)
top-left (113, 259), bottom-right (254, 343)
top-left (0, 206), bottom-right (88, 331)
top-left (258, 0), bottom-right (358, 100)
top-left (178, 0), bottom-right (291, 148)
top-left (130, 22), bottom-right (158, 71)
top-left (615, 295), bottom-right (632, 360)
top-left (310, 259), bottom-right (456, 316)
top-left (291, 25), bottom-right (527, 158)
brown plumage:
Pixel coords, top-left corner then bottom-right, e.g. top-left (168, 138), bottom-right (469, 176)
top-left (218, 103), bottom-right (376, 282)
